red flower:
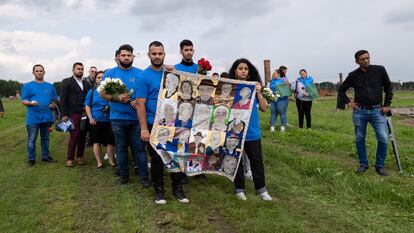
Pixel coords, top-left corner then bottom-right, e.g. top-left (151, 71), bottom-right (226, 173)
top-left (197, 58), bottom-right (213, 74)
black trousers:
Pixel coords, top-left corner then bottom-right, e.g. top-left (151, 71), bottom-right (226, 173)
top-left (147, 124), bottom-right (181, 189)
top-left (234, 139), bottom-right (266, 192)
top-left (296, 99), bottom-right (312, 128)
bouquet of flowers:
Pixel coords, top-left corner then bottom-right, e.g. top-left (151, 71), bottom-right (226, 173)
top-left (97, 77), bottom-right (131, 100)
top-left (261, 87), bottom-right (280, 102)
top-left (197, 58), bottom-right (212, 75)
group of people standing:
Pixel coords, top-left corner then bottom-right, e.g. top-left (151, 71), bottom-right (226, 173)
top-left (21, 40), bottom-right (272, 204)
top-left (268, 66), bottom-right (317, 132)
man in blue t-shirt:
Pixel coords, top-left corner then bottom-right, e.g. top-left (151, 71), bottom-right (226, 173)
top-left (21, 64), bottom-right (58, 166)
top-left (100, 44), bottom-right (150, 187)
top-left (174, 39), bottom-right (198, 74)
top-left (136, 41), bottom-right (189, 205)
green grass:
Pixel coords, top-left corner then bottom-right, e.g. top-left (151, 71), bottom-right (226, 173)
top-left (0, 92), bottom-right (414, 233)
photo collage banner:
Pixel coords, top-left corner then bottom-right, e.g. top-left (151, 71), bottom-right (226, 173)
top-left (150, 70), bottom-right (257, 181)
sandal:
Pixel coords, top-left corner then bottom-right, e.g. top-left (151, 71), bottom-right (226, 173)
top-left (66, 160), bottom-right (74, 167)
top-left (96, 164), bottom-right (104, 169)
top-left (76, 157), bottom-right (85, 166)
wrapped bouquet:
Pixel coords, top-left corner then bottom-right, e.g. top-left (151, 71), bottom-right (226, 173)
top-left (97, 77), bottom-right (131, 100)
top-left (261, 87), bottom-right (280, 102)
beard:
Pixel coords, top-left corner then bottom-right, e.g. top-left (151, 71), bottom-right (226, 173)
top-left (119, 60), bottom-right (133, 68)
top-left (151, 59), bottom-right (164, 68)
top-left (74, 72), bottom-right (83, 78)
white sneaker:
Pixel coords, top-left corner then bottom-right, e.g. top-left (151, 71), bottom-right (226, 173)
top-left (155, 199), bottom-right (167, 205)
top-left (259, 191), bottom-right (272, 201)
top-left (270, 126), bottom-right (275, 132)
top-left (177, 197), bottom-right (189, 203)
top-left (235, 192), bottom-right (247, 200)
top-left (280, 126), bottom-right (286, 132)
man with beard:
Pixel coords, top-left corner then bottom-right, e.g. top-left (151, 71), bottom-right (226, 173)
top-left (174, 39), bottom-right (198, 73)
top-left (100, 44), bottom-right (150, 187)
top-left (21, 64), bottom-right (58, 166)
top-left (136, 41), bottom-right (189, 204)
top-left (60, 62), bottom-right (91, 167)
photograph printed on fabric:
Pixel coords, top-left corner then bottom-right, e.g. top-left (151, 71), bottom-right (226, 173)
top-left (150, 69), bottom-right (256, 181)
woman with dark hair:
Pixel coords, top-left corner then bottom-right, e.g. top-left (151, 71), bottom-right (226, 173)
top-left (85, 71), bottom-right (116, 168)
top-left (268, 69), bottom-right (290, 132)
top-left (292, 69), bottom-right (314, 128)
top-left (228, 58), bottom-right (272, 201)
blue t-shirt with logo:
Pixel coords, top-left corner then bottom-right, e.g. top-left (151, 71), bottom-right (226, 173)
top-left (102, 66), bottom-right (142, 120)
top-left (174, 63), bottom-right (198, 74)
top-left (84, 88), bottom-right (110, 122)
top-left (21, 81), bottom-right (58, 125)
top-left (246, 97), bottom-right (261, 141)
top-left (134, 66), bottom-right (163, 125)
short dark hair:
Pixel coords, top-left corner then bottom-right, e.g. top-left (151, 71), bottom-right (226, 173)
top-left (73, 62), bottom-right (84, 69)
top-left (149, 41), bottom-right (164, 49)
top-left (212, 72), bottom-right (219, 76)
top-left (228, 58), bottom-right (262, 83)
top-left (355, 50), bottom-right (369, 60)
top-left (32, 64), bottom-right (44, 72)
top-left (115, 49), bottom-right (120, 58)
top-left (90, 66), bottom-right (97, 70)
top-left (220, 72), bottom-right (229, 78)
top-left (118, 44), bottom-right (134, 53)
top-left (180, 39), bottom-right (193, 50)
top-left (299, 69), bottom-right (307, 74)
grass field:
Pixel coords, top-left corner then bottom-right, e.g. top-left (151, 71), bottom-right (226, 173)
top-left (0, 92), bottom-right (413, 233)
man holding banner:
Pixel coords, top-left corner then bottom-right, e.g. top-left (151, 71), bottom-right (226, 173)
top-left (136, 41), bottom-right (189, 205)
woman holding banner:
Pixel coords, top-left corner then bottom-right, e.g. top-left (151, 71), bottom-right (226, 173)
top-left (228, 58), bottom-right (272, 201)
top-left (292, 69), bottom-right (318, 129)
top-left (268, 69), bottom-right (291, 132)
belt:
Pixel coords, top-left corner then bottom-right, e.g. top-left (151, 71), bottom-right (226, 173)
top-left (358, 104), bottom-right (381, 109)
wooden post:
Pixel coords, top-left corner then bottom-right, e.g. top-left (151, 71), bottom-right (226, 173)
top-left (264, 59), bottom-right (271, 86)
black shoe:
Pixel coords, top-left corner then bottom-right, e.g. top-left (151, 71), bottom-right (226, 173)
top-left (375, 167), bottom-right (389, 177)
top-left (118, 175), bottom-right (129, 184)
top-left (194, 174), bottom-right (207, 182)
top-left (140, 177), bottom-right (152, 188)
top-left (356, 165), bottom-right (368, 173)
top-left (27, 160), bottom-right (35, 167)
top-left (42, 156), bottom-right (58, 163)
top-left (173, 185), bottom-right (189, 203)
top-left (154, 187), bottom-right (166, 204)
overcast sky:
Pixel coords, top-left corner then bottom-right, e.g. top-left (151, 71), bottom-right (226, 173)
top-left (1, 0), bottom-right (413, 83)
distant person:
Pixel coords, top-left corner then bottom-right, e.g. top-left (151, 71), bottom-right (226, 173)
top-left (85, 66), bottom-right (97, 86)
top-left (0, 99), bottom-right (4, 117)
top-left (60, 62), bottom-right (91, 167)
top-left (136, 41), bottom-right (189, 204)
top-left (21, 64), bottom-right (58, 166)
top-left (211, 72), bottom-right (219, 79)
top-left (228, 58), bottom-right (272, 201)
top-left (338, 50), bottom-right (393, 176)
top-left (269, 69), bottom-right (290, 132)
top-left (292, 69), bottom-right (314, 129)
top-left (220, 72), bottom-right (230, 79)
top-left (174, 39), bottom-right (198, 73)
top-left (100, 44), bottom-right (150, 187)
top-left (84, 71), bottom-right (116, 168)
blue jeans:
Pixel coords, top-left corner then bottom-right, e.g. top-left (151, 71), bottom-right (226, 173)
top-left (270, 97), bottom-right (288, 127)
top-left (352, 108), bottom-right (388, 168)
top-left (111, 120), bottom-right (148, 179)
top-left (27, 123), bottom-right (51, 161)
